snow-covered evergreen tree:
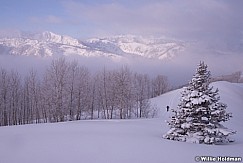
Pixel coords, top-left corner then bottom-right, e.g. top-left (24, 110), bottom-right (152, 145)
top-left (163, 61), bottom-right (236, 144)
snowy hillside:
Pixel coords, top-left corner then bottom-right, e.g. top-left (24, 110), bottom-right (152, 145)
top-left (0, 81), bottom-right (242, 163)
top-left (151, 81), bottom-right (243, 123)
top-left (85, 35), bottom-right (186, 60)
top-left (0, 31), bottom-right (120, 58)
top-left (0, 31), bottom-right (186, 60)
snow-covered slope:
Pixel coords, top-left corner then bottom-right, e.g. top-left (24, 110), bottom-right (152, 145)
top-left (0, 31), bottom-right (186, 60)
top-left (151, 81), bottom-right (243, 120)
top-left (0, 81), bottom-right (242, 163)
top-left (0, 31), bottom-right (121, 58)
top-left (85, 35), bottom-right (186, 59)
top-left (151, 81), bottom-right (243, 143)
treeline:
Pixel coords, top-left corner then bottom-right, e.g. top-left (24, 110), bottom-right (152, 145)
top-left (210, 71), bottom-right (243, 83)
top-left (0, 58), bottom-right (169, 126)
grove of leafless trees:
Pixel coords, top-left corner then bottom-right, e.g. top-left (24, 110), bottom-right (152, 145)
top-left (0, 58), bottom-right (169, 126)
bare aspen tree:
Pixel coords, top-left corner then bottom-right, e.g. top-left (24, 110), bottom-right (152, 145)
top-left (0, 59), bottom-right (169, 126)
top-left (24, 70), bottom-right (40, 123)
top-left (96, 69), bottom-right (120, 119)
top-left (42, 74), bottom-right (53, 122)
top-left (44, 58), bottom-right (69, 122)
top-left (152, 75), bottom-right (169, 97)
top-left (9, 70), bottom-right (21, 125)
top-left (96, 68), bottom-right (109, 119)
top-left (23, 75), bottom-right (31, 124)
top-left (75, 66), bottom-right (90, 120)
top-left (66, 61), bottom-right (79, 121)
top-left (133, 73), bottom-right (151, 118)
top-left (113, 66), bottom-right (134, 119)
top-left (0, 68), bottom-right (10, 126)
top-left (106, 71), bottom-right (117, 119)
top-left (89, 74), bottom-right (98, 120)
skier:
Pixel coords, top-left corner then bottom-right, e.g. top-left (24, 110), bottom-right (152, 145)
top-left (166, 106), bottom-right (169, 112)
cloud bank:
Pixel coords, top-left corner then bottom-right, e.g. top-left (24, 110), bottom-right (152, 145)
top-left (62, 0), bottom-right (243, 42)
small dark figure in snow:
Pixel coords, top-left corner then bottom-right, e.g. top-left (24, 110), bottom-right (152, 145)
top-left (166, 106), bottom-right (169, 112)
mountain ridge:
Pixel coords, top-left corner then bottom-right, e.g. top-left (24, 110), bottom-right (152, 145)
top-left (0, 31), bottom-right (186, 60)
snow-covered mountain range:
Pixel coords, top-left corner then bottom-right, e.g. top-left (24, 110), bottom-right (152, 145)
top-left (0, 31), bottom-right (186, 60)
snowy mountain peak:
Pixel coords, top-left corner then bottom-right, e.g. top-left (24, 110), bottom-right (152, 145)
top-left (33, 31), bottom-right (80, 46)
top-left (0, 31), bottom-right (186, 59)
top-left (86, 35), bottom-right (186, 59)
top-left (105, 34), bottom-right (145, 43)
top-left (35, 31), bottom-right (61, 41)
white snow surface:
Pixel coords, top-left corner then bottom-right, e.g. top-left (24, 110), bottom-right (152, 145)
top-left (0, 31), bottom-right (186, 60)
top-left (0, 81), bottom-right (242, 163)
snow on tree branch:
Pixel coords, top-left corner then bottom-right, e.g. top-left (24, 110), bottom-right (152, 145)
top-left (163, 61), bottom-right (236, 145)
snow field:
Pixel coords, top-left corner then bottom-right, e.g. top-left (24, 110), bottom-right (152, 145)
top-left (0, 81), bottom-right (242, 163)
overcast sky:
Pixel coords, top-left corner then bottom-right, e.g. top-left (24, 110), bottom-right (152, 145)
top-left (0, 0), bottom-right (242, 41)
top-left (0, 0), bottom-right (243, 85)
